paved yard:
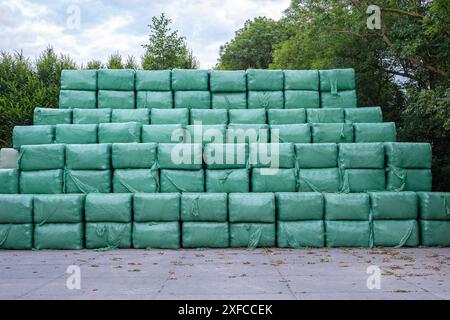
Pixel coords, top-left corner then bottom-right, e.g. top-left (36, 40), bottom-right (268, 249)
top-left (0, 248), bottom-right (449, 300)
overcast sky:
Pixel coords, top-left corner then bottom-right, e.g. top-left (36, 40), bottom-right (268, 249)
top-left (1, 0), bottom-right (290, 68)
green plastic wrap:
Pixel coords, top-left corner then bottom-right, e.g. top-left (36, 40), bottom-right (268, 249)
top-left (311, 123), bottom-right (353, 143)
top-left (59, 90), bottom-right (97, 109)
top-left (321, 90), bottom-right (357, 108)
top-left (325, 221), bottom-right (371, 247)
top-left (284, 70), bottom-right (319, 90)
top-left (204, 143), bottom-right (248, 169)
top-left (34, 194), bottom-right (84, 223)
top-left (66, 144), bottom-right (110, 170)
top-left (85, 193), bottom-right (132, 222)
top-left (190, 109), bottom-right (228, 125)
top-left (230, 223), bottom-right (275, 248)
top-left (384, 143), bottom-right (432, 169)
top-left (373, 220), bottom-right (419, 247)
top-left (151, 108), bottom-right (189, 125)
top-left (212, 93), bottom-right (247, 109)
top-left (65, 170), bottom-right (111, 194)
top-left (284, 90), bottom-right (320, 109)
top-left (248, 91), bottom-right (284, 109)
top-left (0, 169), bottom-right (19, 194)
top-left (298, 168), bottom-right (340, 192)
top-left (134, 193), bottom-right (180, 222)
top-left (171, 69), bottom-right (209, 91)
top-left (229, 109), bottom-right (266, 124)
top-left (55, 124), bottom-right (97, 144)
top-left (270, 124), bottom-right (311, 143)
top-left (142, 125), bottom-right (185, 143)
top-left (227, 124), bottom-right (269, 144)
top-left (133, 222), bottom-right (180, 249)
top-left (182, 222), bottom-right (229, 248)
top-left (61, 69), bottom-right (97, 90)
top-left (111, 143), bottom-right (157, 169)
top-left (295, 143), bottom-right (337, 168)
top-left (276, 192), bottom-right (323, 220)
top-left (386, 168), bottom-right (432, 192)
top-left (420, 220), bottom-right (450, 246)
top-left (341, 169), bottom-right (386, 193)
top-left (267, 109), bottom-right (306, 125)
top-left (174, 91), bottom-right (211, 109)
top-left (73, 108), bottom-right (111, 124)
top-left (324, 193), bottom-right (370, 220)
top-left (19, 144), bottom-right (65, 171)
top-left (135, 70), bottom-right (171, 91)
top-left (247, 69), bottom-right (283, 91)
top-left (417, 192), bottom-right (450, 220)
top-left (20, 170), bottom-right (64, 194)
top-left (97, 69), bottom-right (135, 91)
top-left (307, 108), bottom-right (344, 123)
top-left (136, 91), bottom-right (173, 109)
top-left (186, 125), bottom-right (227, 144)
top-left (158, 143), bottom-right (202, 170)
top-left (354, 123), bottom-right (397, 142)
top-left (210, 70), bottom-right (246, 92)
top-left (97, 90), bottom-right (135, 109)
top-left (344, 107), bottom-right (383, 123)
top-left (85, 222), bottom-right (132, 249)
top-left (98, 122), bottom-right (141, 143)
top-left (205, 169), bottom-right (249, 193)
top-left (250, 143), bottom-right (295, 168)
top-left (0, 224), bottom-right (33, 249)
top-left (160, 169), bottom-right (204, 193)
top-left (338, 143), bottom-right (384, 169)
top-left (229, 193), bottom-right (275, 223)
top-left (251, 168), bottom-right (296, 192)
top-left (277, 221), bottom-right (325, 248)
top-left (13, 125), bottom-right (54, 149)
top-left (34, 223), bottom-right (84, 250)
top-left (113, 169), bottom-right (159, 193)
top-left (319, 69), bottom-right (356, 92)
top-left (0, 195), bottom-right (33, 223)
top-left (181, 193), bottom-right (227, 222)
top-left (34, 108), bottom-right (72, 125)
top-left (369, 192), bottom-right (418, 220)
top-left (111, 109), bottom-right (149, 124)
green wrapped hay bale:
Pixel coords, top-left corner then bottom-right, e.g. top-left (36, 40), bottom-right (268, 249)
top-left (97, 69), bottom-right (135, 91)
top-left (354, 123), bottom-right (397, 142)
top-left (182, 222), bottom-right (229, 248)
top-left (229, 109), bottom-right (266, 124)
top-left (98, 122), bottom-right (141, 143)
top-left (134, 193), bottom-right (180, 222)
top-left (321, 90), bottom-right (357, 108)
top-left (205, 169), bottom-right (249, 193)
top-left (34, 223), bottom-right (84, 250)
top-left (325, 221), bottom-right (371, 247)
top-left (160, 169), bottom-right (204, 193)
top-left (386, 168), bottom-right (432, 192)
top-left (61, 69), bottom-right (97, 90)
top-left (267, 109), bottom-right (306, 125)
top-left (369, 192), bottom-right (418, 220)
top-left (112, 143), bottom-right (156, 169)
top-left (298, 168), bottom-right (340, 192)
top-left (0, 194), bottom-right (33, 223)
top-left (34, 194), bottom-right (84, 223)
top-left (113, 169), bottom-right (159, 193)
top-left (248, 91), bottom-right (283, 109)
top-left (295, 143), bottom-right (337, 168)
top-left (210, 70), bottom-right (246, 92)
top-left (229, 193), bottom-right (275, 223)
top-left (151, 108), bottom-right (189, 125)
top-left (20, 170), bottom-right (64, 194)
top-left (65, 170), bottom-right (111, 193)
top-left (66, 144), bottom-right (110, 170)
top-left (19, 144), bottom-right (65, 171)
top-left (319, 69), bottom-right (356, 92)
top-left (251, 168), bottom-right (296, 192)
top-left (86, 222), bottom-right (132, 249)
top-left (307, 108), bottom-right (344, 123)
top-left (385, 142), bottom-right (432, 169)
top-left (420, 220), bottom-right (450, 246)
top-left (73, 108), bottom-right (111, 124)
top-left (271, 124), bottom-right (311, 143)
top-left (34, 108), bottom-right (72, 125)
top-left (174, 91), bottom-right (211, 109)
top-left (97, 90), bottom-right (135, 109)
top-left (135, 70), bottom-right (171, 91)
top-left (0, 169), bottom-right (19, 194)
top-left (284, 90), bottom-right (320, 109)
top-left (136, 91), bottom-right (173, 109)
top-left (181, 193), bottom-right (227, 222)
top-left (324, 193), bottom-right (370, 220)
top-left (284, 70), bottom-right (319, 91)
top-left (142, 124), bottom-right (185, 143)
top-left (345, 107), bottom-right (382, 123)
top-left (171, 69), bottom-right (209, 91)
top-left (417, 192), bottom-right (450, 220)
top-left (341, 169), bottom-right (386, 193)
top-left (111, 109), bottom-right (149, 125)
top-left (373, 220), bottom-right (419, 247)
top-left (247, 69), bottom-right (283, 91)
top-left (186, 124), bottom-right (227, 144)
top-left (133, 222), bottom-right (180, 249)
top-left (190, 109), bottom-right (228, 125)
top-left (59, 90), bottom-right (96, 109)
top-left (277, 221), bottom-right (325, 248)
top-left (13, 125), bottom-right (54, 149)
top-left (55, 124), bottom-right (97, 144)
top-left (85, 193), bottom-right (132, 222)
top-left (250, 143), bottom-right (295, 168)
top-left (158, 143), bottom-right (203, 170)
top-left (204, 143), bottom-right (248, 169)
top-left (227, 124), bottom-right (269, 144)
top-left (338, 143), bottom-right (384, 169)
top-left (0, 224), bottom-right (33, 249)
top-left (311, 123), bottom-right (353, 143)
top-left (276, 192), bottom-right (323, 220)
top-left (230, 223), bottom-right (275, 248)
top-left (212, 92), bottom-right (247, 109)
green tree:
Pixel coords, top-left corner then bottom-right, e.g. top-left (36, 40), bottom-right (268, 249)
top-left (125, 55), bottom-right (139, 69)
top-left (106, 52), bottom-right (124, 69)
top-left (85, 60), bottom-right (103, 69)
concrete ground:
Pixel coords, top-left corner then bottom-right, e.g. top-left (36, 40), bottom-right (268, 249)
top-left (0, 248), bottom-right (449, 300)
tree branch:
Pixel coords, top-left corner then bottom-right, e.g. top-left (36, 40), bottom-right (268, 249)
top-left (380, 7), bottom-right (424, 19)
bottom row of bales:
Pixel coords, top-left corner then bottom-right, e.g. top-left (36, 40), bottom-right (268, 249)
top-left (0, 192), bottom-right (448, 250)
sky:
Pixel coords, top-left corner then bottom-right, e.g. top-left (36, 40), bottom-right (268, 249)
top-left (0, 0), bottom-right (290, 69)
